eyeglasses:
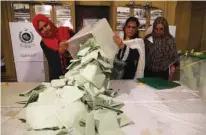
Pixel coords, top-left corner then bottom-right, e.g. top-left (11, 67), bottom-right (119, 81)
top-left (126, 25), bottom-right (137, 30)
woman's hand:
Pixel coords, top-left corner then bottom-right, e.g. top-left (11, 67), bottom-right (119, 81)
top-left (113, 34), bottom-right (124, 49)
top-left (58, 40), bottom-right (68, 54)
top-left (169, 65), bottom-right (176, 81)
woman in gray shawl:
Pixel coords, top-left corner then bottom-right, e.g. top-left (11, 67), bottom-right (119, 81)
top-left (144, 17), bottom-right (179, 80)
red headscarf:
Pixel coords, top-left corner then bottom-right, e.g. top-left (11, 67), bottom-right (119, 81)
top-left (32, 14), bottom-right (72, 51)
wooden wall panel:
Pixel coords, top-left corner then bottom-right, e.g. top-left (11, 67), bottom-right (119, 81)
top-left (188, 7), bottom-right (205, 51)
top-left (201, 11), bottom-right (206, 51)
top-left (175, 2), bottom-right (191, 50)
top-left (75, 1), bottom-right (112, 6)
top-left (165, 1), bottom-right (177, 25)
top-left (188, 2), bottom-right (206, 51)
top-left (175, 1), bottom-right (206, 51)
top-left (1, 1), bottom-right (17, 81)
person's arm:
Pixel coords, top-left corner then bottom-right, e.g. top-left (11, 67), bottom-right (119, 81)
top-left (40, 41), bottom-right (63, 79)
top-left (168, 37), bottom-right (179, 81)
top-left (113, 34), bottom-right (139, 61)
top-left (58, 29), bottom-right (75, 54)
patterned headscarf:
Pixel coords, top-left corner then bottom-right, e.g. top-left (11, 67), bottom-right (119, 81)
top-left (152, 17), bottom-right (170, 37)
top-left (145, 17), bottom-right (178, 72)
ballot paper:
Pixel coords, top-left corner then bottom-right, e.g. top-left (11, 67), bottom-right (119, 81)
top-left (98, 111), bottom-right (125, 135)
top-left (18, 36), bottom-right (133, 134)
top-left (147, 36), bottom-right (153, 43)
top-left (67, 18), bottom-right (118, 63)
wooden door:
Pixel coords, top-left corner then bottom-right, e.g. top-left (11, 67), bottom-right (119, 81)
top-left (188, 2), bottom-right (206, 51)
top-left (75, 5), bottom-right (110, 32)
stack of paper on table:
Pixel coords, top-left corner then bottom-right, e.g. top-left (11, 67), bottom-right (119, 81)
top-left (15, 19), bottom-right (133, 135)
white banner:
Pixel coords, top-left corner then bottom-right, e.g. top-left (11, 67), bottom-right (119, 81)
top-left (14, 61), bottom-right (45, 82)
top-left (9, 22), bottom-right (45, 82)
top-left (9, 22), bottom-right (44, 61)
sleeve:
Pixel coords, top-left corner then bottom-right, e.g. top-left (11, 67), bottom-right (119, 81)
top-left (120, 44), bottom-right (139, 62)
top-left (62, 29), bottom-right (75, 59)
top-left (40, 41), bottom-right (63, 79)
top-left (144, 38), bottom-right (150, 52)
top-left (144, 36), bottom-right (154, 65)
top-left (144, 37), bottom-right (152, 54)
top-left (169, 37), bottom-right (179, 67)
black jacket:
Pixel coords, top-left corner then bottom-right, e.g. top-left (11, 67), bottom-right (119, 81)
top-left (120, 45), bottom-right (139, 79)
top-left (112, 45), bottom-right (140, 79)
top-left (40, 30), bottom-right (75, 80)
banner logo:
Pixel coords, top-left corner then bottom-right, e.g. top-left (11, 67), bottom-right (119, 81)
top-left (19, 28), bottom-right (35, 48)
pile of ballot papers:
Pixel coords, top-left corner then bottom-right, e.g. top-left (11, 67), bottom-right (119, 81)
top-left (17, 19), bottom-right (133, 135)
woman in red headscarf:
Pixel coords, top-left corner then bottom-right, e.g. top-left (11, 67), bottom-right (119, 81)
top-left (32, 14), bottom-right (75, 80)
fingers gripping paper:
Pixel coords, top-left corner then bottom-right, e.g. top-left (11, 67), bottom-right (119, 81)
top-left (67, 18), bottom-right (118, 63)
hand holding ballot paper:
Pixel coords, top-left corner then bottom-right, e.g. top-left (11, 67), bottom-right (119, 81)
top-left (59, 40), bottom-right (69, 54)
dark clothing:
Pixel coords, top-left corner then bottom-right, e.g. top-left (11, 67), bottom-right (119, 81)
top-left (40, 41), bottom-right (71, 80)
top-left (40, 30), bottom-right (75, 80)
top-left (144, 68), bottom-right (169, 80)
top-left (112, 44), bottom-right (140, 79)
top-left (144, 34), bottom-right (179, 80)
top-left (144, 34), bottom-right (178, 72)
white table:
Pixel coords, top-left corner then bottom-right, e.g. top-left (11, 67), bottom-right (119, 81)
top-left (1, 81), bottom-right (206, 135)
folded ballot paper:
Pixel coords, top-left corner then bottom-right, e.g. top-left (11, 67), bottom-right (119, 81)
top-left (67, 18), bottom-right (118, 63)
top-left (16, 19), bottom-right (133, 135)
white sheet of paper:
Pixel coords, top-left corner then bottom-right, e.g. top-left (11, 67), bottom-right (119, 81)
top-left (147, 36), bottom-right (153, 43)
top-left (169, 25), bottom-right (176, 38)
top-left (51, 79), bottom-right (66, 88)
top-left (25, 102), bottom-right (63, 129)
top-left (81, 64), bottom-right (106, 89)
top-left (67, 18), bottom-right (118, 63)
top-left (77, 46), bottom-right (91, 56)
top-left (54, 101), bottom-right (87, 130)
top-left (38, 90), bottom-right (57, 105)
top-left (60, 86), bottom-right (84, 104)
top-left (80, 64), bottom-right (100, 81)
top-left (81, 50), bottom-right (99, 64)
top-left (98, 111), bottom-right (121, 134)
top-left (14, 61), bottom-right (45, 82)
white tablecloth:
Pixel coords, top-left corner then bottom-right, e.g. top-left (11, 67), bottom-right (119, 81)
top-left (1, 81), bottom-right (206, 135)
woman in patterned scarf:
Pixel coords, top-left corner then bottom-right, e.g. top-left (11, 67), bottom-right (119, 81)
top-left (144, 17), bottom-right (179, 80)
top-left (112, 17), bottom-right (145, 79)
top-left (32, 14), bottom-right (75, 80)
